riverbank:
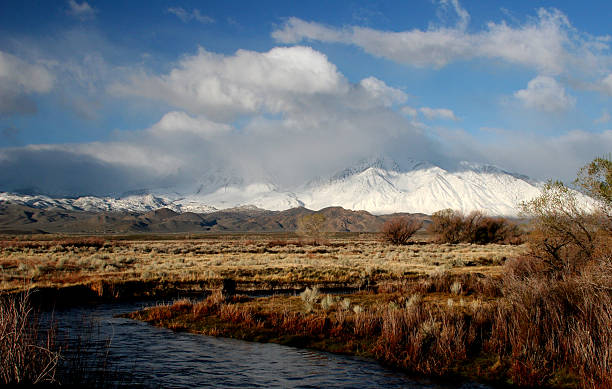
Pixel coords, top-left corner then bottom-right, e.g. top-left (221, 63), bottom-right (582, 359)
top-left (3, 234), bottom-right (609, 387)
top-left (125, 258), bottom-right (609, 389)
top-left (124, 286), bottom-right (517, 387)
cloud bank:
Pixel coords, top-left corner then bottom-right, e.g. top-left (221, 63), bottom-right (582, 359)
top-left (1, 46), bottom-right (444, 196)
top-left (0, 51), bottom-right (54, 116)
top-left (272, 8), bottom-right (610, 77)
top-left (1, 2), bottom-right (610, 198)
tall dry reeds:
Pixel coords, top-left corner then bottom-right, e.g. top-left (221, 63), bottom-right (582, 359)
top-left (0, 291), bottom-right (59, 385)
top-left (494, 159), bottom-right (612, 387)
top-left (0, 290), bottom-right (126, 387)
top-left (488, 255), bottom-right (612, 388)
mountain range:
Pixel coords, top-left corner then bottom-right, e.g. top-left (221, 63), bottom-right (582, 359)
top-left (0, 157), bottom-right (543, 217)
top-left (0, 202), bottom-right (419, 234)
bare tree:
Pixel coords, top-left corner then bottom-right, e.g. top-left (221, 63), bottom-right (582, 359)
top-left (381, 217), bottom-right (422, 245)
top-left (521, 156), bottom-right (612, 273)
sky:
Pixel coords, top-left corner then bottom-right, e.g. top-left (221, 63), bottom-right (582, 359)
top-left (1, 0), bottom-right (611, 196)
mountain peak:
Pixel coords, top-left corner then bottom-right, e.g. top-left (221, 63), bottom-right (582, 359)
top-left (455, 161), bottom-right (533, 183)
top-left (331, 156), bottom-right (429, 181)
top-left (0, 157), bottom-right (549, 216)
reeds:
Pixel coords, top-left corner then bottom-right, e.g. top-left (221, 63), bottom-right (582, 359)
top-left (489, 256), bottom-right (612, 388)
top-left (129, 252), bottom-right (611, 388)
top-left (0, 290), bottom-right (59, 385)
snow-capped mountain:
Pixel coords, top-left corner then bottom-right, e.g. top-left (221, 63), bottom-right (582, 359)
top-left (0, 158), bottom-right (556, 216)
top-left (296, 158), bottom-right (542, 215)
top-left (0, 192), bottom-right (200, 214)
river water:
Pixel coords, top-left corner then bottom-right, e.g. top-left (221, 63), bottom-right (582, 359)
top-left (46, 301), bottom-right (490, 388)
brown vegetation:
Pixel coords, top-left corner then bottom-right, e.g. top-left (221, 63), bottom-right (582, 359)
top-left (428, 209), bottom-right (523, 244)
top-left (499, 156), bottom-right (612, 387)
top-left (125, 157), bottom-right (612, 388)
top-left (490, 256), bottom-right (611, 387)
top-left (380, 217), bottom-right (422, 245)
top-left (0, 233), bottom-right (521, 296)
top-left (297, 213), bottom-right (327, 244)
top-left (0, 290), bottom-right (59, 385)
top-left (128, 245), bottom-right (609, 388)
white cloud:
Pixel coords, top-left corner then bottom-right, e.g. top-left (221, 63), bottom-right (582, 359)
top-left (438, 127), bottom-right (612, 182)
top-left (150, 111), bottom-right (231, 138)
top-left (439, 0), bottom-right (470, 30)
top-left (514, 76), bottom-right (575, 112)
top-left (0, 50), bottom-right (54, 116)
top-left (0, 51), bottom-right (54, 93)
top-left (1, 38), bottom-right (600, 197)
top-left (272, 18), bottom-right (347, 45)
top-left (167, 7), bottom-right (214, 24)
top-left (402, 105), bottom-right (459, 121)
top-left (110, 46), bottom-right (350, 121)
top-left (272, 6), bottom-right (609, 76)
top-left (419, 107), bottom-right (458, 121)
top-left (67, 0), bottom-right (96, 20)
top-left (359, 77), bottom-right (407, 106)
top-left (3, 45), bottom-right (447, 194)
top-left (401, 106), bottom-right (418, 117)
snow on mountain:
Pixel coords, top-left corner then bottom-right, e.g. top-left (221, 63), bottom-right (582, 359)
top-left (295, 158), bottom-right (543, 216)
top-left (172, 182), bottom-right (302, 212)
top-left (0, 192), bottom-right (215, 214)
top-left (0, 158), bottom-right (568, 216)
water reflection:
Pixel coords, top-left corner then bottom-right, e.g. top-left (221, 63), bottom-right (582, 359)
top-left (47, 302), bottom-right (486, 388)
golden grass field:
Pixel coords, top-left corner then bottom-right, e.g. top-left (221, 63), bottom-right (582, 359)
top-left (2, 232), bottom-right (610, 388)
top-left (0, 233), bottom-right (525, 294)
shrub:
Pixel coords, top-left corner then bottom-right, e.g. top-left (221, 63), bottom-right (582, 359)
top-left (489, 257), bottom-right (612, 387)
top-left (319, 294), bottom-right (337, 311)
top-left (500, 157), bottom-right (612, 386)
top-left (428, 209), bottom-right (521, 244)
top-left (463, 214), bottom-right (522, 244)
top-left (57, 237), bottom-right (106, 249)
top-left (575, 155), bottom-right (612, 220)
top-left (520, 156), bottom-right (611, 275)
top-left (381, 217), bottom-right (422, 245)
top-left (428, 209), bottom-right (464, 243)
top-left (299, 287), bottom-right (320, 312)
top-left (450, 281), bottom-right (462, 295)
top-left (521, 182), bottom-right (601, 273)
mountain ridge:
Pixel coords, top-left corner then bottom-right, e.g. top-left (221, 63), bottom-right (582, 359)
top-left (0, 157), bottom-right (546, 216)
top-left (0, 202), bottom-right (425, 234)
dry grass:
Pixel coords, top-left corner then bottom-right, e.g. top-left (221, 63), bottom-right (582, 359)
top-left (128, 253), bottom-right (610, 388)
top-left (0, 290), bottom-right (59, 385)
top-left (488, 256), bottom-right (612, 388)
top-left (0, 234), bottom-right (525, 294)
top-left (126, 287), bottom-right (497, 382)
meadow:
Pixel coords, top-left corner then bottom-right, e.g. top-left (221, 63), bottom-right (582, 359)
top-left (0, 233), bottom-right (522, 296)
top-left (1, 202), bottom-right (609, 388)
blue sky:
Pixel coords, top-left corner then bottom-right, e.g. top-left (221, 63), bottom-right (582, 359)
top-left (0, 0), bottom-right (611, 195)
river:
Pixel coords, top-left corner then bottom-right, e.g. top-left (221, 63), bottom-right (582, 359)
top-left (45, 300), bottom-right (490, 388)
